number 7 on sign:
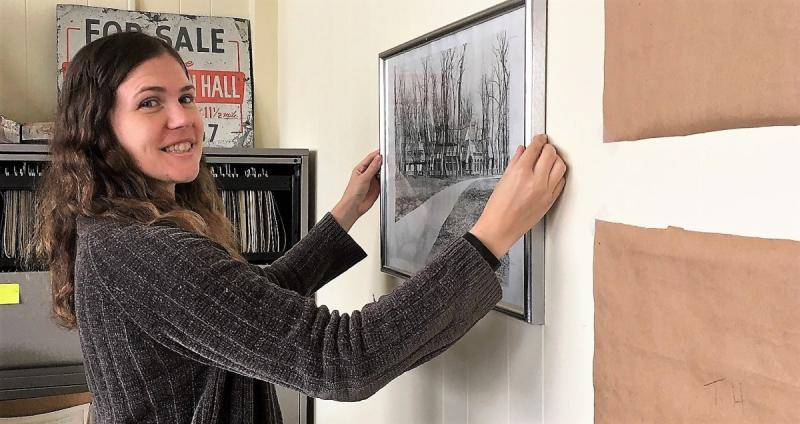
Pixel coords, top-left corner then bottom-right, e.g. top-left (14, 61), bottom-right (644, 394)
top-left (207, 123), bottom-right (218, 143)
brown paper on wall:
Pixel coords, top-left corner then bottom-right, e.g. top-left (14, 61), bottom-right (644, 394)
top-left (604, 0), bottom-right (800, 142)
top-left (594, 221), bottom-right (800, 423)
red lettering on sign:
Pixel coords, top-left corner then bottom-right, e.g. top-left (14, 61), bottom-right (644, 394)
top-left (189, 70), bottom-right (245, 105)
top-left (60, 27), bottom-right (82, 78)
top-left (217, 110), bottom-right (239, 119)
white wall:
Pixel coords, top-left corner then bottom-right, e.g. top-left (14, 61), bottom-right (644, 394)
top-left (541, 2), bottom-right (601, 422)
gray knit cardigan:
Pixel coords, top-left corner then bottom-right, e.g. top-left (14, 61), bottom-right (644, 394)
top-left (74, 213), bottom-right (501, 423)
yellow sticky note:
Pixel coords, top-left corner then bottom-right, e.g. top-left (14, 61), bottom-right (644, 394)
top-left (0, 283), bottom-right (20, 304)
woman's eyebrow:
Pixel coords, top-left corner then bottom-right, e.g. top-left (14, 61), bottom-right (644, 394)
top-left (135, 85), bottom-right (194, 95)
top-left (136, 86), bottom-right (165, 95)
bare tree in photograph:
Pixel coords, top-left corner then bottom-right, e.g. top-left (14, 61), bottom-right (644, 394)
top-left (491, 33), bottom-right (510, 174)
top-left (392, 32), bottom-right (512, 219)
top-left (394, 70), bottom-right (406, 175)
top-left (475, 32), bottom-right (510, 176)
top-left (431, 45), bottom-right (469, 178)
top-left (480, 74), bottom-right (495, 175)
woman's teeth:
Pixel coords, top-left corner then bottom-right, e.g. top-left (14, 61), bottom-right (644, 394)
top-left (163, 142), bottom-right (192, 153)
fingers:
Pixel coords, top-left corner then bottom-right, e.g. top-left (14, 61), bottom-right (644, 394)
top-left (533, 144), bottom-right (558, 180)
top-left (520, 134), bottom-right (548, 169)
top-left (552, 177), bottom-right (566, 198)
top-left (547, 156), bottom-right (567, 189)
top-left (366, 179), bottom-right (381, 203)
top-left (362, 152), bottom-right (382, 179)
top-left (509, 145), bottom-right (525, 166)
top-left (355, 149), bottom-right (380, 174)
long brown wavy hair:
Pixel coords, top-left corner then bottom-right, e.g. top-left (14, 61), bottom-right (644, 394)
top-left (32, 31), bottom-right (242, 330)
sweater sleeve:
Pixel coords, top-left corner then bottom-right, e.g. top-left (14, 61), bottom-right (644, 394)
top-left (247, 213), bottom-right (366, 296)
top-left (80, 219), bottom-right (501, 402)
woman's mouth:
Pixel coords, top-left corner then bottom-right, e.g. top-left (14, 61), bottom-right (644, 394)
top-left (162, 141), bottom-right (193, 153)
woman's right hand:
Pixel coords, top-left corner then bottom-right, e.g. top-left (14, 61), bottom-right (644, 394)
top-left (469, 134), bottom-right (567, 258)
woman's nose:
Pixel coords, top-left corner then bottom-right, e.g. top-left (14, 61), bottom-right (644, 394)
top-left (166, 102), bottom-right (194, 129)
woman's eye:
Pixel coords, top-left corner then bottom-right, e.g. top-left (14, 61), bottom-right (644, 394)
top-left (138, 99), bottom-right (159, 108)
top-left (180, 94), bottom-right (195, 104)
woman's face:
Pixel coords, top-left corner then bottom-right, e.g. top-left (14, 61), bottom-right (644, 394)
top-left (110, 53), bottom-right (204, 194)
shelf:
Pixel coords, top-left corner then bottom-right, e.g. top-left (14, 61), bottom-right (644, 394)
top-left (0, 175), bottom-right (39, 190)
top-left (214, 175), bottom-right (292, 192)
top-left (0, 256), bottom-right (43, 272)
top-left (243, 251), bottom-right (284, 264)
top-left (0, 174), bottom-right (293, 192)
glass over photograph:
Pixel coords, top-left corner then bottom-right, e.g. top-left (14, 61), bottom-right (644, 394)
top-left (380, 0), bottom-right (546, 322)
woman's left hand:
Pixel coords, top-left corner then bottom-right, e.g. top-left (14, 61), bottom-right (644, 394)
top-left (331, 149), bottom-right (382, 231)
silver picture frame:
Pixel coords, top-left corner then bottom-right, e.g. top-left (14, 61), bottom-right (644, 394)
top-left (378, 0), bottom-right (547, 323)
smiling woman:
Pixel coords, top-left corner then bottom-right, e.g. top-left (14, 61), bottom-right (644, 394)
top-left (31, 31), bottom-right (566, 424)
top-left (110, 53), bottom-right (204, 195)
top-left (34, 30), bottom-right (242, 327)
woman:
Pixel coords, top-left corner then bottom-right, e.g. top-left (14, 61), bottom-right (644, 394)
top-left (33, 32), bottom-right (566, 423)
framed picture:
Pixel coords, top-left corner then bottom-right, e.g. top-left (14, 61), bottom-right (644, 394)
top-left (379, 0), bottom-right (547, 323)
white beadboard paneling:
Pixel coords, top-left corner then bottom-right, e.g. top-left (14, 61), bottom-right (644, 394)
top-left (210, 0), bottom-right (247, 19)
top-left (315, 358), bottom-right (443, 424)
top-left (136, 0), bottom-right (179, 13)
top-left (379, 359), bottom-right (443, 424)
top-left (442, 347), bottom-right (469, 424)
top-left (25, 0), bottom-right (87, 122)
top-left (465, 313), bottom-right (508, 424)
top-left (179, 0), bottom-right (211, 16)
top-left (0, 0), bottom-right (28, 121)
top-left (508, 318), bottom-right (543, 424)
top-left (443, 312), bottom-right (510, 424)
top-left (87, 0), bottom-right (129, 9)
top-left (248, 0), bottom-right (277, 147)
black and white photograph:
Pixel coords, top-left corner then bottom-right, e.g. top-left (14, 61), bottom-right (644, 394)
top-left (380, 0), bottom-right (546, 322)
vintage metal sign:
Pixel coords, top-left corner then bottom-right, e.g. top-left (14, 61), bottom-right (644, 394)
top-left (56, 5), bottom-right (254, 148)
